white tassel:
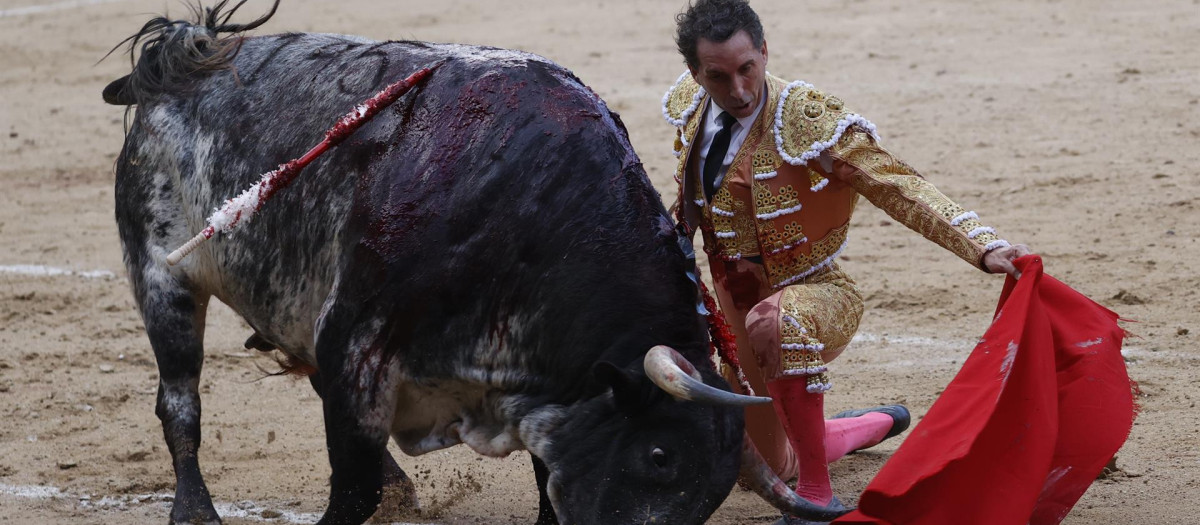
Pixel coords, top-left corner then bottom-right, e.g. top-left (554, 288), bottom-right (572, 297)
top-left (985, 239), bottom-right (1011, 251)
top-left (782, 342), bottom-right (826, 352)
top-left (968, 226), bottom-right (996, 239)
top-left (951, 211), bottom-right (979, 226)
top-left (774, 237), bottom-right (850, 288)
top-left (767, 237), bottom-right (808, 255)
top-left (805, 382), bottom-right (833, 393)
top-left (710, 205), bottom-right (735, 218)
top-left (662, 71), bottom-right (706, 127)
top-left (756, 203), bottom-right (803, 220)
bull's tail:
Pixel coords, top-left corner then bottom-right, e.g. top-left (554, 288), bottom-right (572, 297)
top-left (102, 0), bottom-right (279, 106)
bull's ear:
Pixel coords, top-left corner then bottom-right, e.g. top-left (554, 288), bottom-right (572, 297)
top-left (591, 361), bottom-right (655, 413)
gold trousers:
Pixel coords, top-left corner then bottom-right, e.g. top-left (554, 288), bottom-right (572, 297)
top-left (712, 258), bottom-right (864, 480)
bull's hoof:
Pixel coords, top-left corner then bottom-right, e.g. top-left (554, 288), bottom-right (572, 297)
top-left (371, 477), bottom-right (420, 522)
top-left (169, 488), bottom-right (221, 525)
top-left (168, 509), bottom-right (221, 525)
top-left (773, 496), bottom-right (846, 525)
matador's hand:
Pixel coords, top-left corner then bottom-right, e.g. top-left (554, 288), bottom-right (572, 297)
top-left (983, 244), bottom-right (1033, 278)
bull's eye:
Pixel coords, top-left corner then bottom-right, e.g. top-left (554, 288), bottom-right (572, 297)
top-left (650, 447), bottom-right (668, 468)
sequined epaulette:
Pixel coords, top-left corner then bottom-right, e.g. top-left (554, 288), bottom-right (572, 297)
top-left (662, 71), bottom-right (706, 127)
top-left (772, 81), bottom-right (881, 191)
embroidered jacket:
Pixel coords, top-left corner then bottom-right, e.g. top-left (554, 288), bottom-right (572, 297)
top-left (664, 72), bottom-right (1009, 288)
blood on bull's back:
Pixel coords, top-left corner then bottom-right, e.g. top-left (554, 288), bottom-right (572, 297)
top-left (116, 33), bottom-right (644, 363)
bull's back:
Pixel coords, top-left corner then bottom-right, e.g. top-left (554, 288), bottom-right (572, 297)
top-left (117, 33), bottom-right (695, 379)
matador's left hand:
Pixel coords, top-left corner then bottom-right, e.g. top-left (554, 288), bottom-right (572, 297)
top-left (983, 243), bottom-right (1033, 279)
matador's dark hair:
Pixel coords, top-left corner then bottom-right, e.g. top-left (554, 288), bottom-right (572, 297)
top-left (674, 0), bottom-right (765, 70)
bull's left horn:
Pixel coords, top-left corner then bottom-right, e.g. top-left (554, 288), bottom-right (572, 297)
top-left (739, 432), bottom-right (852, 521)
top-left (644, 345), bottom-right (771, 406)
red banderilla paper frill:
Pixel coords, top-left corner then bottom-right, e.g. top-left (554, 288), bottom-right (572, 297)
top-left (835, 255), bottom-right (1135, 525)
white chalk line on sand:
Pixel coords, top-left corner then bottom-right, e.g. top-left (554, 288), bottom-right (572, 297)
top-left (852, 332), bottom-right (1196, 365)
top-left (0, 264), bottom-right (116, 279)
top-left (0, 482), bottom-right (433, 525)
top-left (5, 263), bottom-right (1189, 364)
top-left (0, 0), bottom-right (133, 18)
top-left (3, 265), bottom-right (1190, 365)
top-left (847, 332), bottom-right (970, 370)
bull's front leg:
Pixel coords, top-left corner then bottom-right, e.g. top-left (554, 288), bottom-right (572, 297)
top-left (313, 314), bottom-right (399, 525)
top-left (532, 454), bottom-right (560, 525)
top-left (134, 271), bottom-right (219, 524)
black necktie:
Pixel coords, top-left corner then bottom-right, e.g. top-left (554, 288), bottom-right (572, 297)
top-left (703, 111), bottom-right (737, 201)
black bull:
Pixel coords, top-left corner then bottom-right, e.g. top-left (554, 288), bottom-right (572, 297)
top-left (104, 7), bottom-right (847, 525)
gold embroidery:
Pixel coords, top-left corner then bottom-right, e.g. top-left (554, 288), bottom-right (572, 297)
top-left (777, 185), bottom-right (800, 211)
top-left (776, 85), bottom-right (857, 164)
top-left (758, 220), bottom-right (807, 255)
top-left (664, 75), bottom-right (703, 124)
top-left (832, 132), bottom-right (1001, 269)
top-left (754, 180), bottom-right (779, 217)
top-left (809, 171), bottom-right (827, 191)
top-left (777, 266), bottom-right (864, 390)
top-left (763, 222), bottom-right (850, 288)
top-left (803, 100), bottom-right (825, 119)
top-left (753, 149), bottom-right (778, 176)
top-left (733, 207), bottom-right (760, 257)
top-left (708, 188), bottom-right (759, 259)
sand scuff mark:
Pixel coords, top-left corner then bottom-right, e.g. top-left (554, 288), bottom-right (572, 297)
top-left (0, 265), bottom-right (116, 280)
top-left (0, 483), bottom-right (433, 525)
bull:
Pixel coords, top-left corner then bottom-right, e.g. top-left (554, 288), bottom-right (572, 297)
top-left (103, 1), bottom-right (847, 523)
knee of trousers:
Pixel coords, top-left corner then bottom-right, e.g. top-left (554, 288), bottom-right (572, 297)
top-left (745, 293), bottom-right (786, 375)
top-left (745, 284), bottom-right (865, 384)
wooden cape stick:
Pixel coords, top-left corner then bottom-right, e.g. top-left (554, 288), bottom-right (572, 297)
top-left (166, 61), bottom-right (443, 266)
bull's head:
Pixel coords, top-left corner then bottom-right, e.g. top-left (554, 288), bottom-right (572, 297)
top-left (519, 346), bottom-right (847, 524)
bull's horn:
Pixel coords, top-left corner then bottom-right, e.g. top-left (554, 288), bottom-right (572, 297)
top-left (643, 345), bottom-right (771, 406)
top-left (739, 434), bottom-right (852, 521)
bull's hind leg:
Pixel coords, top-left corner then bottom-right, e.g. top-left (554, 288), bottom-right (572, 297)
top-left (306, 372), bottom-right (419, 512)
top-left (312, 299), bottom-right (401, 525)
top-left (132, 269), bottom-right (219, 524)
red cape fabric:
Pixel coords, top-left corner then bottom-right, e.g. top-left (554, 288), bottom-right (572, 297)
top-left (835, 256), bottom-right (1134, 525)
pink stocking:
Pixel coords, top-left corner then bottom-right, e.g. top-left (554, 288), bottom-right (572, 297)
top-left (766, 376), bottom-right (833, 506)
top-left (823, 412), bottom-right (894, 463)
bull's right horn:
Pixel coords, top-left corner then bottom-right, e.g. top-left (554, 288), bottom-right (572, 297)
top-left (739, 434), bottom-right (852, 521)
top-left (643, 345), bottom-right (771, 406)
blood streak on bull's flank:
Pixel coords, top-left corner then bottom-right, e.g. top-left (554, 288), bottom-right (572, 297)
top-left (167, 63), bottom-right (443, 265)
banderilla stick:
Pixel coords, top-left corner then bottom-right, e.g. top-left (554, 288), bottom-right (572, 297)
top-left (166, 61), bottom-right (444, 266)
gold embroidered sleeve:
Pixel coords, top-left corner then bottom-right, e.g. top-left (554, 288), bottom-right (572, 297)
top-left (829, 131), bottom-right (1008, 270)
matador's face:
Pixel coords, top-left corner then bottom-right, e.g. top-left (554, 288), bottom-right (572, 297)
top-left (690, 30), bottom-right (768, 120)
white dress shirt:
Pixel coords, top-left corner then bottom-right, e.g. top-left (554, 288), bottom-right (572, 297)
top-left (696, 89), bottom-right (767, 198)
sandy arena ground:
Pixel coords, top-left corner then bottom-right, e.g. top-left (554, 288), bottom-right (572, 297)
top-left (1, 0), bottom-right (1198, 523)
